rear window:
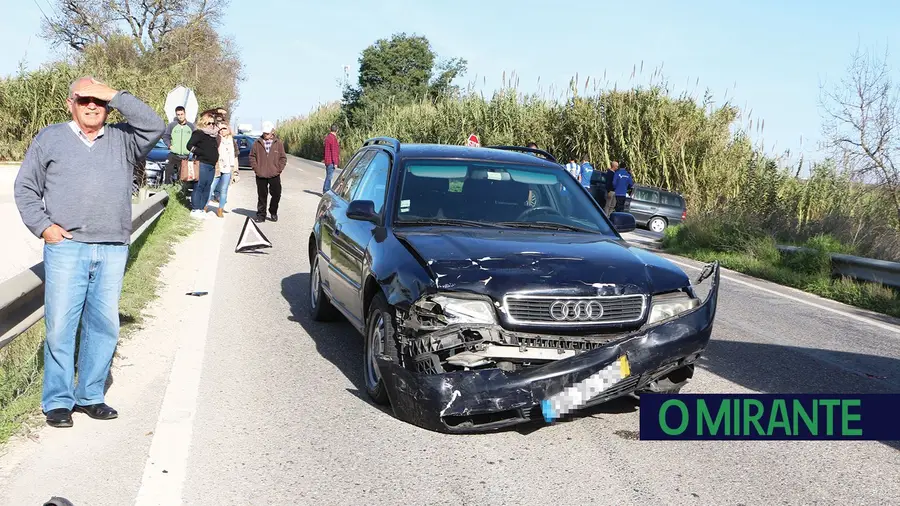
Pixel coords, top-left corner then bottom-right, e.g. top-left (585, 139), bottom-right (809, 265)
top-left (660, 192), bottom-right (684, 208)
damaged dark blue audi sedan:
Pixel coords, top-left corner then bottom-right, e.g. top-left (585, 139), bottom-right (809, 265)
top-left (308, 137), bottom-right (720, 433)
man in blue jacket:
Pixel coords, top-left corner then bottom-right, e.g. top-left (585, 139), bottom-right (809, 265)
top-left (613, 162), bottom-right (634, 212)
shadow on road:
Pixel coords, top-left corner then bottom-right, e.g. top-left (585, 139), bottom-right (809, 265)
top-left (279, 272), bottom-right (388, 414)
top-left (698, 339), bottom-right (900, 451)
top-left (303, 190), bottom-right (323, 198)
top-left (230, 207), bottom-right (258, 219)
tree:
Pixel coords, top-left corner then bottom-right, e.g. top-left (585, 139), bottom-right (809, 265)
top-left (820, 45), bottom-right (900, 224)
top-left (342, 32), bottom-right (467, 126)
top-left (39, 0), bottom-right (228, 54)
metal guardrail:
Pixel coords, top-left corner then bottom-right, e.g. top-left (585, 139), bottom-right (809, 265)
top-left (776, 245), bottom-right (900, 290)
top-left (0, 191), bottom-right (170, 350)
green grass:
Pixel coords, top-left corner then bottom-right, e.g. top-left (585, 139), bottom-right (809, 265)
top-left (663, 217), bottom-right (900, 318)
top-left (0, 184), bottom-right (195, 444)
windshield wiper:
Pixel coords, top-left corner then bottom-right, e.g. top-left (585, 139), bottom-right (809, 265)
top-left (496, 221), bottom-right (598, 233)
top-left (396, 218), bottom-right (497, 228)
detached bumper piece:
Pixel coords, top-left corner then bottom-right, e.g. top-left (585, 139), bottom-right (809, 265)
top-left (377, 262), bottom-right (721, 434)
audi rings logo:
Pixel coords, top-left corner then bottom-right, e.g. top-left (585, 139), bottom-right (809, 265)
top-left (549, 300), bottom-right (604, 321)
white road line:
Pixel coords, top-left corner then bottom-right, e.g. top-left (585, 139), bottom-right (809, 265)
top-left (668, 258), bottom-right (900, 335)
top-left (133, 219), bottom-right (225, 506)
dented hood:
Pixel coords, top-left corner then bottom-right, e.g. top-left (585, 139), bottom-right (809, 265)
top-left (393, 228), bottom-right (690, 299)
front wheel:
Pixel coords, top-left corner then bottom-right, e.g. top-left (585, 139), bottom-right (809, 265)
top-left (364, 292), bottom-right (400, 405)
top-left (309, 255), bottom-right (339, 321)
top-left (648, 216), bottom-right (667, 233)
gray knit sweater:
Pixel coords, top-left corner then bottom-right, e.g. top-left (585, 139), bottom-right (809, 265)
top-left (14, 91), bottom-right (165, 244)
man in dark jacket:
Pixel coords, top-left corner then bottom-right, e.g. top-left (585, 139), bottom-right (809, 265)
top-left (604, 161), bottom-right (618, 214)
top-left (250, 121), bottom-right (287, 222)
top-left (612, 162), bottom-right (634, 212)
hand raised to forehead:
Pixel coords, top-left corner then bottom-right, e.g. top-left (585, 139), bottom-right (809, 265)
top-left (73, 79), bottom-right (118, 102)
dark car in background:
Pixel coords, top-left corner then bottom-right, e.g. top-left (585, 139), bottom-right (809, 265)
top-left (235, 134), bottom-right (256, 168)
top-left (148, 139), bottom-right (170, 163)
top-left (624, 184), bottom-right (687, 233)
top-left (307, 137), bottom-right (720, 434)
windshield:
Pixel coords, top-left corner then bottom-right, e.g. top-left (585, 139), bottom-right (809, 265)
top-left (393, 158), bottom-right (617, 235)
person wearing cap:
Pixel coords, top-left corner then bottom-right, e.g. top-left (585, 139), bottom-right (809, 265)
top-left (249, 121), bottom-right (287, 222)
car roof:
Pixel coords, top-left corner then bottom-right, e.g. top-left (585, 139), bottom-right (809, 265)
top-left (381, 143), bottom-right (562, 169)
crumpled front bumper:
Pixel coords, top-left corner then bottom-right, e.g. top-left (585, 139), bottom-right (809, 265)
top-left (376, 261), bottom-right (721, 434)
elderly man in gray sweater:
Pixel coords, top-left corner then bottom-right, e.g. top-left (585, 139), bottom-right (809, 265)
top-left (14, 76), bottom-right (165, 428)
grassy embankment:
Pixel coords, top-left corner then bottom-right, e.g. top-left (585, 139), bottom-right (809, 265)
top-left (0, 185), bottom-right (195, 444)
top-left (275, 70), bottom-right (899, 316)
top-left (662, 215), bottom-right (900, 317)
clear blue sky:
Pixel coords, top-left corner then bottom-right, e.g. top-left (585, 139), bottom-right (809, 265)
top-left (3, 0), bottom-right (899, 166)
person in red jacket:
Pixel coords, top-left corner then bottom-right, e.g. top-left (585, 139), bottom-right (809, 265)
top-left (323, 124), bottom-right (340, 193)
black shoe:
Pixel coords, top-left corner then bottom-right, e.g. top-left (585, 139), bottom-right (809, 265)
top-left (45, 408), bottom-right (73, 428)
top-left (269, 213), bottom-right (278, 222)
top-left (253, 215), bottom-right (265, 223)
top-left (74, 403), bottom-right (118, 420)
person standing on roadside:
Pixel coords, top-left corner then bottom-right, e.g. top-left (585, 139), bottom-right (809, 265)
top-left (186, 112), bottom-right (220, 217)
top-left (207, 123), bottom-right (238, 218)
top-left (604, 161), bottom-right (618, 215)
top-left (579, 157), bottom-right (594, 192)
top-left (250, 121), bottom-right (287, 223)
top-left (565, 157), bottom-right (581, 184)
top-left (613, 162), bottom-right (634, 212)
top-left (161, 105), bottom-right (194, 184)
top-left (14, 76), bottom-right (164, 428)
top-left (323, 123), bottom-right (340, 193)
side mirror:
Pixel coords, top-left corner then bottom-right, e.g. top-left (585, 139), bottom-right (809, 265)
top-left (609, 212), bottom-right (636, 233)
top-left (347, 200), bottom-right (378, 223)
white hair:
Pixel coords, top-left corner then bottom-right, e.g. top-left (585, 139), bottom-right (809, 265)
top-left (69, 76), bottom-right (97, 98)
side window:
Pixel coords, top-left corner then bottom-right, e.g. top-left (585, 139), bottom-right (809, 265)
top-left (660, 192), bottom-right (683, 208)
top-left (338, 150), bottom-right (376, 201)
top-left (635, 189), bottom-right (659, 203)
top-left (352, 151), bottom-right (392, 213)
top-left (331, 149), bottom-right (367, 197)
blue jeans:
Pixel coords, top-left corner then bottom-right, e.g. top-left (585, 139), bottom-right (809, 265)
top-left (208, 171), bottom-right (232, 210)
top-left (324, 164), bottom-right (335, 193)
top-left (42, 239), bottom-right (129, 412)
top-left (191, 162), bottom-right (216, 210)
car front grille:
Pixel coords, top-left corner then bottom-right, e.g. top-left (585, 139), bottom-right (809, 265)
top-left (503, 294), bottom-right (647, 326)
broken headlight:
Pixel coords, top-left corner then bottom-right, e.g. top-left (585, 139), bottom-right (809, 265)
top-left (429, 294), bottom-right (498, 325)
top-left (647, 291), bottom-right (700, 325)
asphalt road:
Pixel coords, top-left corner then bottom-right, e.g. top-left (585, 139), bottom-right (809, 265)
top-left (1, 155), bottom-right (899, 505)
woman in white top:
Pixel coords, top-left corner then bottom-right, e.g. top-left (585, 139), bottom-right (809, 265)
top-left (207, 123), bottom-right (238, 218)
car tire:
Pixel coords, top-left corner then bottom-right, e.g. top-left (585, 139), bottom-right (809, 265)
top-left (364, 292), bottom-right (400, 406)
top-left (309, 255), bottom-right (339, 322)
top-left (649, 216), bottom-right (667, 233)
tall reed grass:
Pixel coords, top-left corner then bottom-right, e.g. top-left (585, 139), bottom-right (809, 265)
top-left (0, 34), bottom-right (239, 161)
top-left (277, 72), bottom-right (900, 261)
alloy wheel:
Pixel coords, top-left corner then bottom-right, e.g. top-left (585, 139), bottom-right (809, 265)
top-left (310, 260), bottom-right (320, 308)
top-left (366, 313), bottom-right (385, 389)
